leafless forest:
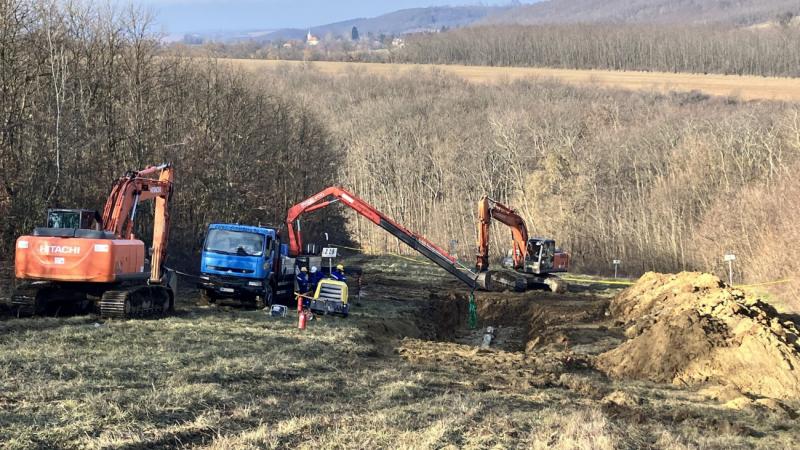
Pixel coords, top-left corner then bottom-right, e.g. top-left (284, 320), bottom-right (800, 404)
top-left (2, 1), bottom-right (799, 300)
top-left (260, 66), bottom-right (799, 300)
top-left (401, 25), bottom-right (800, 77)
top-left (485, 0), bottom-right (800, 26)
top-left (0, 0), bottom-right (338, 262)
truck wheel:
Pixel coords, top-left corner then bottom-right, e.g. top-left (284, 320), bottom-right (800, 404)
top-left (256, 286), bottom-right (274, 310)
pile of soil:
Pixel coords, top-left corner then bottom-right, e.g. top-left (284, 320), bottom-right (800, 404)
top-left (596, 272), bottom-right (800, 400)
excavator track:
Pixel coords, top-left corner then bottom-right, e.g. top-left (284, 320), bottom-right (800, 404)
top-left (485, 270), bottom-right (568, 293)
top-left (488, 270), bottom-right (528, 292)
top-left (7, 283), bottom-right (51, 316)
top-left (9, 289), bottom-right (42, 316)
top-left (99, 285), bottom-right (173, 319)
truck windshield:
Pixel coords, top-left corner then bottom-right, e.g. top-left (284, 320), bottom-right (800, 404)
top-left (205, 229), bottom-right (265, 257)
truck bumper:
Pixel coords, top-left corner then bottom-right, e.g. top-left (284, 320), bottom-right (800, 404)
top-left (198, 275), bottom-right (264, 298)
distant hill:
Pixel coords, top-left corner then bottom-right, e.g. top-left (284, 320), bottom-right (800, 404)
top-left (256, 6), bottom-right (511, 42)
top-left (486, 0), bottom-right (800, 26)
top-left (181, 1), bottom-right (800, 45)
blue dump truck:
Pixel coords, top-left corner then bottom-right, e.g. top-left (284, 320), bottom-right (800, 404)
top-left (197, 224), bottom-right (296, 308)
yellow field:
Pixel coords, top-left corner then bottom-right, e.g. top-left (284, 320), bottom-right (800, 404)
top-left (224, 59), bottom-right (800, 102)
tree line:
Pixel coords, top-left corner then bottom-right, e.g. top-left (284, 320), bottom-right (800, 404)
top-left (399, 24), bottom-right (800, 77)
top-left (0, 0), bottom-right (340, 266)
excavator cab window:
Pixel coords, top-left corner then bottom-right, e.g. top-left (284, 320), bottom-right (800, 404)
top-left (46, 209), bottom-right (99, 230)
top-left (527, 240), bottom-right (543, 265)
top-left (526, 239), bottom-right (556, 271)
top-left (540, 241), bottom-right (555, 270)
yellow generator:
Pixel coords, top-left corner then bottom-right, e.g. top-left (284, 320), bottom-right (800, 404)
top-left (310, 279), bottom-right (349, 317)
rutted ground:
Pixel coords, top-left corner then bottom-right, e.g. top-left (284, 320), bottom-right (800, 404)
top-left (0, 256), bottom-right (798, 448)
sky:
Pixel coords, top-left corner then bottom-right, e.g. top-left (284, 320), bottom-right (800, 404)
top-left (137, 0), bottom-right (526, 34)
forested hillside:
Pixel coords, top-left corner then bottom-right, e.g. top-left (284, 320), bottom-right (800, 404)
top-left (0, 1), bottom-right (338, 264)
top-left (263, 6), bottom-right (508, 41)
top-left (487, 0), bottom-right (800, 25)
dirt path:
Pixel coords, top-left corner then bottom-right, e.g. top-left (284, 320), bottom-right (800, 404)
top-left (224, 59), bottom-right (800, 102)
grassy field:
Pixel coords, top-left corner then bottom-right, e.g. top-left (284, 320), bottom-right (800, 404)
top-left (223, 59), bottom-right (800, 103)
top-left (1, 256), bottom-right (798, 449)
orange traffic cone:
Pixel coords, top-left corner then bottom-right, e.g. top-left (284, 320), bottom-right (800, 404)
top-left (298, 309), bottom-right (307, 330)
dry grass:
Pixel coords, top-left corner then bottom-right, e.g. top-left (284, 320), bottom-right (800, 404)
top-left (223, 59), bottom-right (800, 103)
top-left (0, 256), bottom-right (798, 449)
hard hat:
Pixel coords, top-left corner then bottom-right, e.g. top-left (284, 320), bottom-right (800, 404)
top-left (310, 266), bottom-right (318, 273)
top-left (336, 264), bottom-right (344, 271)
top-left (301, 267), bottom-right (308, 272)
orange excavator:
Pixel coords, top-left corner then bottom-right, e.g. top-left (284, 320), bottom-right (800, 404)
top-left (9, 164), bottom-right (176, 318)
top-left (476, 196), bottom-right (569, 292)
top-left (286, 186), bottom-right (490, 290)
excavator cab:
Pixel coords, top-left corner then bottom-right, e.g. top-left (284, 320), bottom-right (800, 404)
top-left (46, 209), bottom-right (100, 230)
top-left (524, 238), bottom-right (568, 275)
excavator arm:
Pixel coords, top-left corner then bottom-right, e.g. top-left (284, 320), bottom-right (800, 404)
top-left (100, 163), bottom-right (174, 283)
top-left (286, 186), bottom-right (486, 290)
top-left (476, 196), bottom-right (529, 272)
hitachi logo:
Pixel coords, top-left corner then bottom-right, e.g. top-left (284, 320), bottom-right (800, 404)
top-left (39, 244), bottom-right (81, 255)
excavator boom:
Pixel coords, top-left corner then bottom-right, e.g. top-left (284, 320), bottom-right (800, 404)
top-left (476, 196), bottom-right (529, 272)
top-left (286, 187), bottom-right (487, 290)
top-left (100, 163), bottom-right (174, 282)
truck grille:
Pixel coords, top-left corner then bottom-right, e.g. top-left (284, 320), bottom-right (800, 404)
top-left (208, 266), bottom-right (254, 274)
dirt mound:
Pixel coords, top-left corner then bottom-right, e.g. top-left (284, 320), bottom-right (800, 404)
top-left (597, 272), bottom-right (800, 400)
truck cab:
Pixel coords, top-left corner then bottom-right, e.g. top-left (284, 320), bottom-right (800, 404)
top-left (198, 224), bottom-right (294, 307)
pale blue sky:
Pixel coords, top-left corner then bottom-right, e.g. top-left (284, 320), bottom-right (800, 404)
top-left (137, 0), bottom-right (528, 33)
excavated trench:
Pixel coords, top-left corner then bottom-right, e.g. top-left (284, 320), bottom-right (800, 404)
top-left (378, 287), bottom-right (623, 394)
top-left (400, 272), bottom-right (800, 404)
top-left (417, 290), bottom-right (616, 354)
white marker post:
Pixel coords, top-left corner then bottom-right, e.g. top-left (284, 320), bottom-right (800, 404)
top-left (322, 247), bottom-right (338, 275)
top-left (724, 254), bottom-right (736, 285)
top-left (612, 260), bottom-right (621, 279)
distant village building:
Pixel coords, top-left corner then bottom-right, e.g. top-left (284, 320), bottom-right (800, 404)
top-left (392, 37), bottom-right (405, 48)
top-left (306, 30), bottom-right (320, 46)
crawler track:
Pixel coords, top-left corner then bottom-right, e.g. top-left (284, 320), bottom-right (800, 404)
top-left (486, 269), bottom-right (568, 293)
top-left (99, 286), bottom-right (173, 319)
top-left (9, 287), bottom-right (42, 316)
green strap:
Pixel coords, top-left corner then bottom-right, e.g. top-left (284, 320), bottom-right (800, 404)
top-left (468, 291), bottom-right (478, 330)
